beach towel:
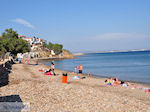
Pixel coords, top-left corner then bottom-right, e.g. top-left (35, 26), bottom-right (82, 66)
top-left (145, 88), bottom-right (150, 93)
top-left (72, 76), bottom-right (80, 79)
top-left (44, 72), bottom-right (52, 75)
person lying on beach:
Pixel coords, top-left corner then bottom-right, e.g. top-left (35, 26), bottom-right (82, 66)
top-left (113, 77), bottom-right (121, 85)
top-left (105, 78), bottom-right (148, 91)
top-left (104, 79), bottom-right (111, 85)
top-left (105, 77), bottom-right (130, 86)
top-left (104, 77), bottom-right (115, 85)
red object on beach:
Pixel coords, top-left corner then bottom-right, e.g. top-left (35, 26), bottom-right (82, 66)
top-left (39, 69), bottom-right (43, 72)
top-left (145, 90), bottom-right (150, 93)
top-left (62, 73), bottom-right (67, 83)
top-left (44, 72), bottom-right (52, 75)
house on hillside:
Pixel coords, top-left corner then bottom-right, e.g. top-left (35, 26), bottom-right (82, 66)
top-left (51, 50), bottom-right (55, 55)
top-left (30, 44), bottom-right (42, 51)
top-left (32, 37), bottom-right (46, 45)
top-left (22, 37), bottom-right (33, 45)
top-left (21, 36), bottom-right (46, 46)
top-left (19, 35), bottom-right (47, 53)
top-left (19, 35), bottom-right (25, 39)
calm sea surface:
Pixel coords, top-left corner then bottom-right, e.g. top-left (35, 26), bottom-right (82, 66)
top-left (44, 51), bottom-right (150, 84)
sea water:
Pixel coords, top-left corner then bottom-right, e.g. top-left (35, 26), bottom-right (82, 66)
top-left (45, 51), bottom-right (150, 84)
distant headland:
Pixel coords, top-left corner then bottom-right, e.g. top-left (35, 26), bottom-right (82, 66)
top-left (80, 49), bottom-right (150, 54)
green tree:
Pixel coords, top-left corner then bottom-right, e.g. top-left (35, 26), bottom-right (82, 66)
top-left (0, 39), bottom-right (7, 55)
top-left (42, 43), bottom-right (48, 48)
top-left (1, 28), bottom-right (30, 55)
top-left (2, 28), bottom-right (18, 39)
top-left (9, 38), bottom-right (29, 55)
top-left (42, 42), bottom-right (63, 55)
top-left (53, 43), bottom-right (63, 55)
top-left (47, 42), bottom-right (53, 50)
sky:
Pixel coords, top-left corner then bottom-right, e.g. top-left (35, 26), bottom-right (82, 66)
top-left (0, 0), bottom-right (150, 53)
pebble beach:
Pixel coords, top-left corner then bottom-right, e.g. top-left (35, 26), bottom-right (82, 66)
top-left (0, 63), bottom-right (150, 112)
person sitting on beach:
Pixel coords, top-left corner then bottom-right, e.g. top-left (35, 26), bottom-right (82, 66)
top-left (45, 69), bottom-right (56, 76)
top-left (45, 68), bottom-right (51, 73)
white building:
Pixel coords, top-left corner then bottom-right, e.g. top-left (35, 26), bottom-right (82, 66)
top-left (23, 37), bottom-right (33, 45)
top-left (51, 50), bottom-right (55, 55)
top-left (17, 53), bottom-right (23, 59)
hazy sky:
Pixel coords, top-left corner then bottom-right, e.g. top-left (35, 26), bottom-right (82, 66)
top-left (0, 0), bottom-right (150, 52)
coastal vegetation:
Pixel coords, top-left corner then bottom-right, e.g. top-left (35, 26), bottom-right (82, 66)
top-left (0, 28), bottom-right (29, 56)
top-left (43, 42), bottom-right (63, 55)
top-left (0, 28), bottom-right (72, 58)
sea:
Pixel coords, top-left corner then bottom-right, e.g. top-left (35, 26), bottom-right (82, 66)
top-left (44, 51), bottom-right (150, 85)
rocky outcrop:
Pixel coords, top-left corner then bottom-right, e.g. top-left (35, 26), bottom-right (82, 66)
top-left (62, 49), bottom-right (73, 59)
top-left (36, 49), bottom-right (73, 59)
top-left (39, 51), bottom-right (51, 58)
top-left (73, 53), bottom-right (85, 56)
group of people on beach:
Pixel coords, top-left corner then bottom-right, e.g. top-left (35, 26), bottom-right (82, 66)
top-left (43, 62), bottom-right (131, 87)
top-left (105, 77), bottom-right (130, 87)
top-left (74, 64), bottom-right (83, 74)
top-left (44, 62), bottom-right (84, 76)
top-left (41, 62), bottom-right (130, 86)
top-left (18, 58), bottom-right (39, 65)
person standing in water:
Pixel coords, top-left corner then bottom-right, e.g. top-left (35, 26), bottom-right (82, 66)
top-left (78, 64), bottom-right (83, 74)
top-left (74, 67), bottom-right (77, 73)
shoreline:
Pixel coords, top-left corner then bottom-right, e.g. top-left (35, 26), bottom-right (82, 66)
top-left (40, 60), bottom-right (150, 86)
top-left (41, 61), bottom-right (150, 87)
top-left (37, 57), bottom-right (150, 87)
top-left (58, 69), bottom-right (150, 87)
top-left (37, 61), bottom-right (150, 89)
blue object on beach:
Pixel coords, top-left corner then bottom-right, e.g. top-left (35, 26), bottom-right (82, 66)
top-left (122, 84), bottom-right (127, 87)
top-left (72, 76), bottom-right (80, 79)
